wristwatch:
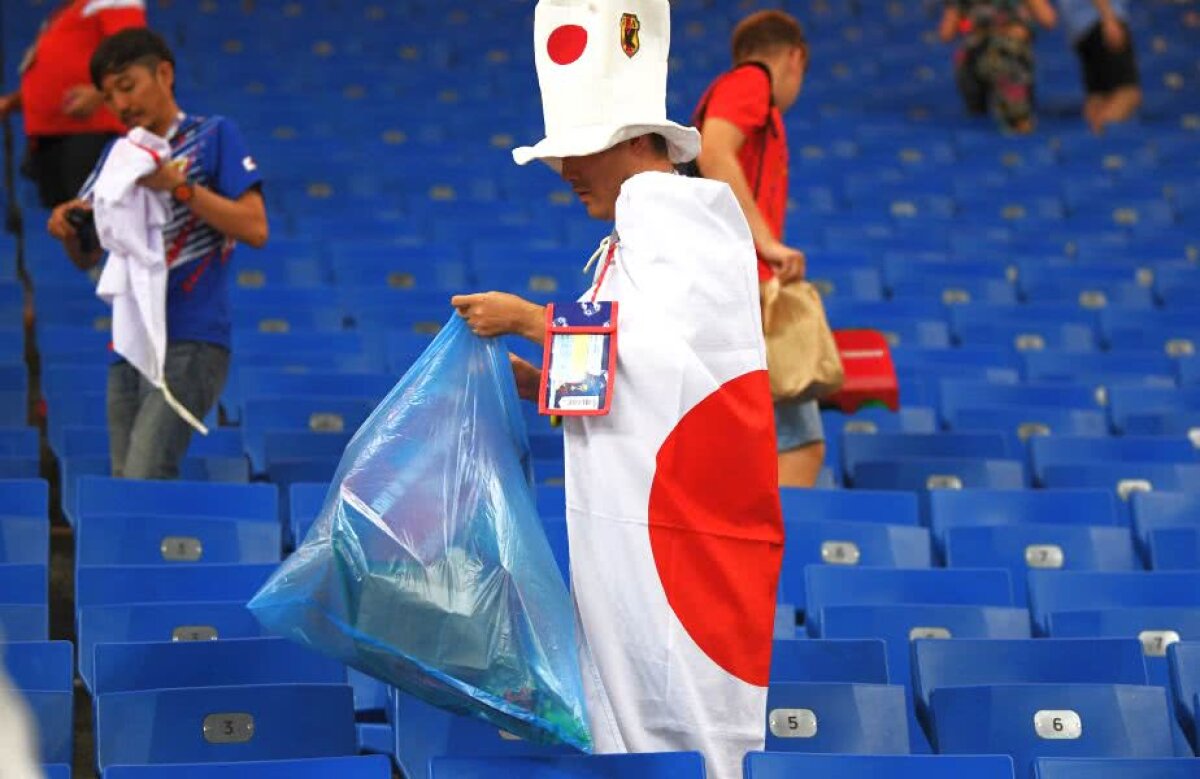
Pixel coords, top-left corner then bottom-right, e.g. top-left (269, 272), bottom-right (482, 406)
top-left (172, 182), bottom-right (195, 204)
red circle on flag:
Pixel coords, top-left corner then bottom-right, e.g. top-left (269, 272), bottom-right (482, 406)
top-left (547, 24), bottom-right (588, 65)
top-left (647, 370), bottom-right (784, 687)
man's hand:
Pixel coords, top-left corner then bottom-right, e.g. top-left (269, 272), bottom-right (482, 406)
top-left (450, 291), bottom-right (544, 341)
top-left (138, 160), bottom-right (187, 193)
top-left (0, 92), bottom-right (19, 119)
top-left (48, 199), bottom-right (90, 241)
top-left (760, 240), bottom-right (806, 285)
top-left (1101, 17), bottom-right (1128, 50)
top-left (62, 85), bottom-right (102, 120)
top-left (509, 354), bottom-right (542, 402)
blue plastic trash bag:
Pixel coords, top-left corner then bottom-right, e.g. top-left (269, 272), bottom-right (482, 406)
top-left (248, 317), bottom-right (591, 751)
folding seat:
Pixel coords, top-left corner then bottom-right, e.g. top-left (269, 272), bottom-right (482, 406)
top-left (1034, 757), bottom-right (1200, 778)
top-left (289, 482), bottom-right (330, 547)
top-left (35, 324), bottom-right (108, 365)
top-left (96, 683), bottom-right (357, 769)
top-left (104, 756), bottom-right (394, 779)
top-left (939, 381), bottom-right (1100, 428)
top-left (930, 684), bottom-right (1177, 769)
top-left (890, 345), bottom-right (1018, 378)
top-left (263, 431), bottom-right (350, 489)
top-left (1040, 463), bottom-right (1200, 497)
top-left (852, 458), bottom-right (1027, 491)
top-left (955, 321), bottom-right (1100, 352)
top-left (1028, 571), bottom-right (1200, 635)
top-left (1021, 279), bottom-right (1156, 310)
top-left (232, 331), bottom-right (373, 365)
top-left (891, 277), bottom-right (1018, 306)
top-left (77, 601), bottom-right (268, 694)
top-left (76, 563), bottom-right (276, 613)
top-left (0, 479), bottom-right (49, 566)
top-left (1169, 642), bottom-right (1200, 749)
top-left (242, 396), bottom-right (376, 474)
top-left (771, 639), bottom-right (889, 684)
top-left (2, 641), bottom-right (73, 765)
top-left (744, 752), bottom-right (1015, 779)
top-left (237, 369), bottom-right (397, 412)
top-left (331, 247), bottom-right (468, 291)
top-left (1030, 436), bottom-right (1199, 487)
top-left (778, 521), bottom-right (932, 605)
top-left (950, 302), bottom-right (1098, 334)
top-left (945, 525), bottom-right (1139, 601)
top-left (805, 566), bottom-right (1015, 638)
top-left (431, 753), bottom-right (707, 779)
top-left (948, 407), bottom-right (1109, 442)
top-left (778, 488), bottom-right (920, 526)
top-left (912, 638), bottom-right (1148, 720)
top-left (1109, 386), bottom-right (1200, 435)
top-left (929, 490), bottom-right (1120, 555)
top-left (1021, 351), bottom-right (1178, 386)
top-left (1150, 527), bottom-right (1200, 570)
top-left (92, 638), bottom-right (345, 695)
top-left (0, 563), bottom-right (48, 640)
top-left (806, 268), bottom-right (885, 302)
top-left (1180, 357), bottom-right (1200, 386)
top-left (1100, 309), bottom-right (1200, 353)
top-left (841, 432), bottom-right (1012, 485)
top-left (1049, 606), bottom-right (1200, 688)
top-left (390, 690), bottom-right (574, 779)
top-left (76, 477), bottom-right (277, 525)
top-left (473, 262), bottom-right (586, 305)
top-left (762, 681), bottom-right (910, 753)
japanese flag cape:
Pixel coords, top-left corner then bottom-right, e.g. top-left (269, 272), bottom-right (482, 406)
top-left (564, 170), bottom-right (784, 779)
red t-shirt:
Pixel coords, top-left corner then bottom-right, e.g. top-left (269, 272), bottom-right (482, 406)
top-left (19, 0), bottom-right (147, 137)
top-left (697, 65), bottom-right (789, 281)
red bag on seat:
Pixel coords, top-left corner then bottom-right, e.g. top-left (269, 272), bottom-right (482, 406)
top-left (824, 330), bottom-right (899, 413)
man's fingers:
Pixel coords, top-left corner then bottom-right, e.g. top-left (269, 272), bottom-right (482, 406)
top-left (450, 293), bottom-right (480, 310)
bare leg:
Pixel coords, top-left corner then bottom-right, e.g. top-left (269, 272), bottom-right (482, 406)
top-left (1084, 95), bottom-right (1106, 133)
top-left (1094, 86), bottom-right (1142, 130)
top-left (778, 442), bottom-right (827, 488)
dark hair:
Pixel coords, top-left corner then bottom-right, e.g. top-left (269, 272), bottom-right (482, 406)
top-left (647, 133), bottom-right (669, 157)
top-left (90, 28), bottom-right (176, 89)
top-left (731, 10), bottom-right (807, 64)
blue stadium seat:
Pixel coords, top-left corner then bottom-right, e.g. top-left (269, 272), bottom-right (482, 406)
top-left (1030, 436), bottom-right (1199, 486)
top-left (288, 482), bottom-right (329, 548)
top-left (78, 602), bottom-right (268, 693)
top-left (0, 479), bottom-right (49, 565)
top-left (1168, 642), bottom-right (1200, 750)
top-left (390, 690), bottom-right (573, 779)
top-left (231, 369), bottom-right (396, 422)
top-left (76, 477), bottom-right (277, 524)
top-left (96, 684), bottom-right (357, 769)
top-left (763, 682), bottom-right (910, 753)
top-left (430, 753), bottom-right (707, 778)
top-left (852, 458), bottom-right (1028, 491)
top-left (0, 563), bottom-right (48, 640)
top-left (945, 526), bottom-right (1140, 601)
top-left (1034, 757), bottom-right (1200, 778)
top-left (771, 639), bottom-right (889, 684)
top-left (1150, 528), bottom-right (1200, 570)
top-left (805, 567), bottom-right (1015, 637)
top-left (930, 684), bottom-right (1177, 770)
top-left (778, 489), bottom-right (920, 526)
top-left (1040, 463), bottom-right (1200, 497)
top-left (940, 381), bottom-right (1101, 427)
top-left (841, 432), bottom-right (1013, 485)
top-left (92, 638), bottom-right (346, 695)
top-left (947, 406), bottom-right (1110, 440)
top-left (242, 397), bottom-right (376, 474)
top-left (2, 641), bottom-right (73, 765)
top-left (1021, 351), bottom-right (1178, 386)
top-left (75, 564), bottom-right (276, 611)
top-left (1048, 607), bottom-right (1200, 686)
top-left (103, 756), bottom-right (393, 779)
top-left (1132, 492), bottom-right (1200, 554)
top-left (779, 520), bottom-right (932, 604)
top-left (928, 490), bottom-right (1121, 557)
top-left (1028, 571), bottom-right (1200, 635)
top-left (912, 638), bottom-right (1148, 720)
top-left (744, 753), bottom-right (1016, 779)
top-left (76, 514), bottom-right (281, 567)
top-left (1109, 386), bottom-right (1200, 435)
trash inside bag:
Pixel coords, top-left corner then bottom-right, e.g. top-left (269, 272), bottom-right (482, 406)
top-left (248, 316), bottom-right (592, 751)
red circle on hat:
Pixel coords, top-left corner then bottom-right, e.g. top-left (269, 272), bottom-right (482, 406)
top-left (547, 24), bottom-right (587, 65)
top-left (647, 369), bottom-right (784, 687)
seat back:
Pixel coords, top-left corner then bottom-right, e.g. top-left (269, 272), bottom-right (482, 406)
top-left (744, 752), bottom-right (1015, 779)
top-left (763, 682), bottom-right (910, 754)
top-left (429, 753), bottom-right (707, 778)
top-left (104, 756), bottom-right (393, 779)
top-left (76, 514), bottom-right (281, 566)
top-left (1028, 571), bottom-right (1200, 635)
top-left (1034, 758), bottom-right (1200, 778)
top-left (928, 489), bottom-right (1120, 554)
top-left (779, 522), bottom-right (932, 605)
top-left (771, 639), bottom-right (889, 684)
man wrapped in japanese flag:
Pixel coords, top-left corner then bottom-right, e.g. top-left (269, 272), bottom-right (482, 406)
top-left (451, 1), bottom-right (784, 776)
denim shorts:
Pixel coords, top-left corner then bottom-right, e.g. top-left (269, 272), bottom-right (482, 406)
top-left (774, 398), bottom-right (825, 453)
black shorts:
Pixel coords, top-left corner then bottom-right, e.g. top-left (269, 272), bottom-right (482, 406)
top-left (21, 132), bottom-right (115, 209)
top-left (1074, 21), bottom-right (1140, 95)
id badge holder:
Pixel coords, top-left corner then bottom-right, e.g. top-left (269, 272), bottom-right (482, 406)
top-left (538, 301), bottom-right (618, 417)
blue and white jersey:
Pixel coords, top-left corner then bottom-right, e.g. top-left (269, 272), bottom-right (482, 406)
top-left (83, 113), bottom-right (263, 349)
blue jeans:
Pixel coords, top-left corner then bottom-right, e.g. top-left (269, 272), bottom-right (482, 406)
top-left (774, 398), bottom-right (825, 453)
top-left (107, 341), bottom-right (230, 479)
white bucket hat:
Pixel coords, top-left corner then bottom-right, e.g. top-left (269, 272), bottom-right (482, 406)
top-left (513, 0), bottom-right (701, 170)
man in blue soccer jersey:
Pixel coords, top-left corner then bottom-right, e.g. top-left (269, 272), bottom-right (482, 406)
top-left (48, 28), bottom-right (268, 479)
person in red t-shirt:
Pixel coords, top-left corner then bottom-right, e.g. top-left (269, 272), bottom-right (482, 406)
top-left (695, 10), bottom-right (825, 488)
top-left (0, 0), bottom-right (146, 208)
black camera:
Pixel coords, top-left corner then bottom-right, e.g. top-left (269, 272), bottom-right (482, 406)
top-left (65, 208), bottom-right (100, 255)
